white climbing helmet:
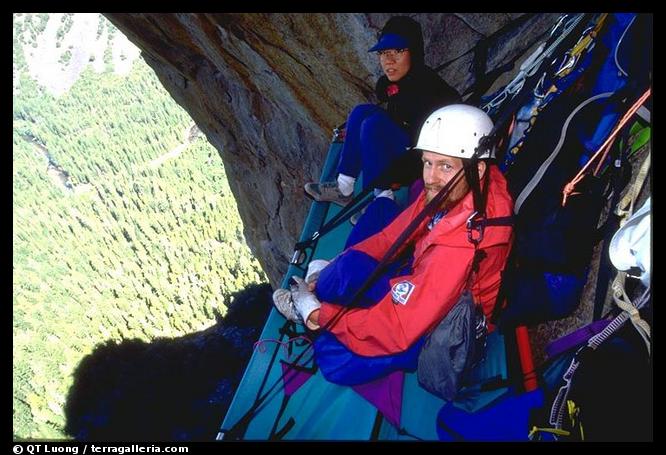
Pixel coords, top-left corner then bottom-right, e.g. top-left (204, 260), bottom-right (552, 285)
top-left (415, 104), bottom-right (495, 159)
top-left (609, 197), bottom-right (651, 287)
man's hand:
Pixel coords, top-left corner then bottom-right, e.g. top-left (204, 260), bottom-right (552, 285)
top-left (305, 259), bottom-right (330, 292)
top-left (307, 309), bottom-right (321, 328)
top-left (291, 276), bottom-right (322, 330)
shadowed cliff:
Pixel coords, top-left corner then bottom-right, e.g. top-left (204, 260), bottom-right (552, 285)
top-left (64, 284), bottom-right (272, 441)
top-left (104, 13), bottom-right (561, 287)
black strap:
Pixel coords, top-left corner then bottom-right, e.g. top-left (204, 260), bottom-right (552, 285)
top-left (465, 155), bottom-right (484, 216)
top-left (321, 166), bottom-right (470, 332)
top-left (292, 188), bottom-right (374, 265)
top-left (370, 411), bottom-right (383, 440)
top-left (268, 395), bottom-right (293, 440)
top-left (396, 426), bottom-right (425, 441)
top-left (471, 248), bottom-right (487, 276)
top-left (436, 418), bottom-right (466, 442)
top-left (470, 216), bottom-right (514, 228)
top-left (293, 149), bottom-right (423, 264)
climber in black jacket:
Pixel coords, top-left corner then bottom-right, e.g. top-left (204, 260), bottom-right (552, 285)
top-left (304, 16), bottom-right (461, 223)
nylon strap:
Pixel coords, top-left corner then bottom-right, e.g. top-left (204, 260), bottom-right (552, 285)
top-left (615, 152), bottom-right (650, 226)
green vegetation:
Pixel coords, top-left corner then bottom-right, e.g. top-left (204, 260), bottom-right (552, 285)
top-left (97, 16), bottom-right (106, 40)
top-left (103, 45), bottom-right (113, 72)
top-left (13, 14), bottom-right (266, 439)
top-left (36, 14), bottom-right (49, 34)
top-left (55, 13), bottom-right (74, 48)
top-left (106, 19), bottom-right (117, 41)
top-left (58, 49), bottom-right (72, 66)
top-left (103, 17), bottom-right (116, 72)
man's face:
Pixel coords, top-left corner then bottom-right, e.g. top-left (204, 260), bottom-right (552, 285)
top-left (421, 151), bottom-right (469, 206)
top-left (378, 48), bottom-right (412, 82)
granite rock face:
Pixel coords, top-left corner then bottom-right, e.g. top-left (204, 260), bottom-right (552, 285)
top-left (105, 13), bottom-right (561, 286)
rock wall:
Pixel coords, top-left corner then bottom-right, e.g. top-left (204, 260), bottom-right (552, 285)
top-left (105, 13), bottom-right (562, 286)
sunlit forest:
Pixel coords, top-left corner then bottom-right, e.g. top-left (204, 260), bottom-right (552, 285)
top-left (13, 13), bottom-right (266, 439)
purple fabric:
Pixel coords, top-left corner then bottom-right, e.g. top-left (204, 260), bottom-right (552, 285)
top-left (408, 179), bottom-right (424, 205)
top-left (281, 362), bottom-right (315, 397)
top-left (545, 319), bottom-right (613, 359)
top-left (352, 370), bottom-right (405, 428)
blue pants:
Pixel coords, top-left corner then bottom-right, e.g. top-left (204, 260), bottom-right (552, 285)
top-left (338, 104), bottom-right (410, 190)
top-left (344, 196), bottom-right (401, 250)
top-left (313, 199), bottom-right (423, 386)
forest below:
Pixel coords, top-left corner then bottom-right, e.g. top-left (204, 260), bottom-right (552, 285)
top-left (13, 13), bottom-right (266, 439)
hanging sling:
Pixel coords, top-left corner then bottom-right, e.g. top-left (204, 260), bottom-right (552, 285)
top-left (416, 248), bottom-right (489, 401)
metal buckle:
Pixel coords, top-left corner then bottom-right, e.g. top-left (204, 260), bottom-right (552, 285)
top-left (291, 231), bottom-right (320, 266)
top-left (466, 211), bottom-right (485, 245)
top-left (466, 211), bottom-right (478, 230)
top-left (333, 127), bottom-right (346, 142)
top-left (291, 244), bottom-right (313, 266)
top-left (533, 72), bottom-right (548, 98)
top-left (554, 52), bottom-right (577, 77)
top-left (290, 249), bottom-right (306, 266)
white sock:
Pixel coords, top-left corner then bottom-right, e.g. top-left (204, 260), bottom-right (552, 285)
top-left (374, 188), bottom-right (394, 200)
top-left (337, 173), bottom-right (355, 196)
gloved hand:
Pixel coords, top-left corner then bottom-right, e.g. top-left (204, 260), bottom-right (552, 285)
top-left (305, 259), bottom-right (330, 289)
top-left (290, 276), bottom-right (322, 330)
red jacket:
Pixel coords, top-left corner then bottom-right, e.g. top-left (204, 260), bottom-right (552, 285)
top-left (318, 166), bottom-right (514, 357)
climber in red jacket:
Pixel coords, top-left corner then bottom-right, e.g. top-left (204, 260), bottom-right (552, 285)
top-left (275, 104), bottom-right (514, 383)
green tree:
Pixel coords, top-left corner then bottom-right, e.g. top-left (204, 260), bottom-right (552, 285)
top-left (13, 13), bottom-right (266, 440)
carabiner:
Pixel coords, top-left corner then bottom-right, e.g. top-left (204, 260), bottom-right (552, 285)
top-left (554, 52), bottom-right (577, 77)
top-left (290, 248), bottom-right (307, 266)
top-left (466, 211), bottom-right (485, 245)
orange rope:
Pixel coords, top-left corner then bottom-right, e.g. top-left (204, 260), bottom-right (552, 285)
top-left (592, 138), bottom-right (616, 176)
top-left (562, 88), bottom-right (651, 207)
